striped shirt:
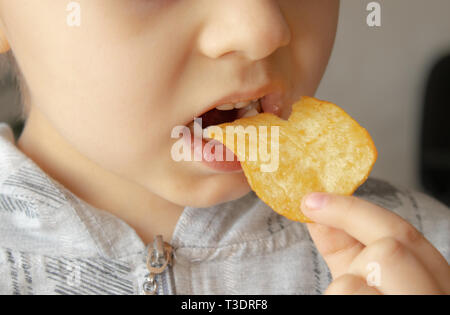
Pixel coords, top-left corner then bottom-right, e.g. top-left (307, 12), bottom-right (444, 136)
top-left (0, 122), bottom-right (448, 295)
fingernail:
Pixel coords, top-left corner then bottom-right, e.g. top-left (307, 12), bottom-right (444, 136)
top-left (304, 193), bottom-right (328, 210)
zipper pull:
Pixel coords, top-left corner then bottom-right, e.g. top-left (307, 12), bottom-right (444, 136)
top-left (143, 235), bottom-right (173, 295)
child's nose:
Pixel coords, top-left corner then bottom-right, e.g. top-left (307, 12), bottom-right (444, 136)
top-left (198, 0), bottom-right (291, 60)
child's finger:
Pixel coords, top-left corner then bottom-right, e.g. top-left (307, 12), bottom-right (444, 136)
top-left (324, 274), bottom-right (381, 295)
top-left (347, 237), bottom-right (442, 294)
top-left (301, 192), bottom-right (450, 292)
top-left (306, 223), bottom-right (364, 279)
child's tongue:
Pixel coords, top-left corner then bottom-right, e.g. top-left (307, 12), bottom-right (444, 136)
top-left (182, 101), bottom-right (263, 172)
top-left (183, 122), bottom-right (241, 172)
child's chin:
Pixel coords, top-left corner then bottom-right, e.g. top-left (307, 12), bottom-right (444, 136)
top-left (185, 176), bottom-right (252, 208)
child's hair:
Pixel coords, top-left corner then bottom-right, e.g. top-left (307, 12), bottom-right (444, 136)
top-left (0, 51), bottom-right (29, 122)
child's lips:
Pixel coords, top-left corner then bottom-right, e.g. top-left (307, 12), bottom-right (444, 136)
top-left (185, 90), bottom-right (284, 130)
top-left (260, 92), bottom-right (283, 116)
top-left (180, 88), bottom-right (285, 172)
top-left (187, 99), bottom-right (263, 129)
top-left (185, 83), bottom-right (285, 127)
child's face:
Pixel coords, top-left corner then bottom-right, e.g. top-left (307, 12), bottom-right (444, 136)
top-left (1, 0), bottom-right (339, 207)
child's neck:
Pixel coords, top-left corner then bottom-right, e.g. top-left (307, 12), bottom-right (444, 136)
top-left (15, 106), bottom-right (185, 246)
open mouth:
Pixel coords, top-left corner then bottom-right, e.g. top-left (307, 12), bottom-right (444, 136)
top-left (182, 98), bottom-right (264, 172)
top-left (187, 97), bottom-right (263, 130)
top-left (180, 88), bottom-right (283, 172)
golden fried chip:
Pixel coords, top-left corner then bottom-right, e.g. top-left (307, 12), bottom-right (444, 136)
top-left (207, 96), bottom-right (377, 222)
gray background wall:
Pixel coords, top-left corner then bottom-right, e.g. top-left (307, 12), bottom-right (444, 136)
top-left (1, 0), bottom-right (449, 191)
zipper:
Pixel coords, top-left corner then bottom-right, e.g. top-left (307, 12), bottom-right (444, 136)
top-left (142, 235), bottom-right (174, 295)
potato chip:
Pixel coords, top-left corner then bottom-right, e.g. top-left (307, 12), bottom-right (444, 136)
top-left (207, 96), bottom-right (377, 222)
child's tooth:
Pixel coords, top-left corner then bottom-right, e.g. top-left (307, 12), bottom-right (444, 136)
top-left (234, 101), bottom-right (251, 109)
top-left (242, 108), bottom-right (259, 118)
top-left (216, 104), bottom-right (234, 110)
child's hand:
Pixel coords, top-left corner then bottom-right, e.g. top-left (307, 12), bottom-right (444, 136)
top-left (300, 192), bottom-right (450, 295)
